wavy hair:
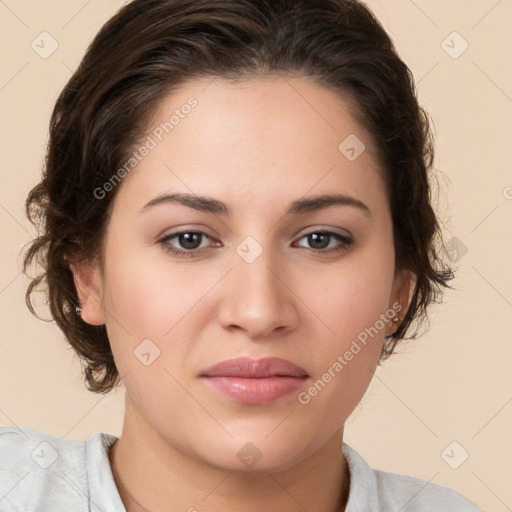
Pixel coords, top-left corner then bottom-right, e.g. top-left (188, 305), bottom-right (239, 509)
top-left (23, 0), bottom-right (455, 394)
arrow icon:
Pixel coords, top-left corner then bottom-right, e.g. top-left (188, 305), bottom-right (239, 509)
top-left (31, 441), bottom-right (58, 468)
top-left (134, 338), bottom-right (161, 366)
top-left (31, 31), bottom-right (59, 59)
top-left (441, 441), bottom-right (468, 469)
top-left (441, 31), bottom-right (468, 59)
top-left (237, 442), bottom-right (263, 467)
top-left (236, 236), bottom-right (263, 263)
top-left (339, 134), bottom-right (365, 161)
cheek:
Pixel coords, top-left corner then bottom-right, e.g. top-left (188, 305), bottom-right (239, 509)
top-left (100, 243), bottom-right (222, 375)
top-left (299, 242), bottom-right (396, 348)
top-left (103, 243), bottom-right (211, 330)
top-left (292, 242), bottom-right (395, 416)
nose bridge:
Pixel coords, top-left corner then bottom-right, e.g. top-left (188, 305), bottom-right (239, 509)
top-left (235, 249), bottom-right (280, 304)
top-left (217, 239), bottom-right (297, 337)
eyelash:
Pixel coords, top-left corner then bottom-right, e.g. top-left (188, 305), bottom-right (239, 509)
top-left (158, 230), bottom-right (354, 258)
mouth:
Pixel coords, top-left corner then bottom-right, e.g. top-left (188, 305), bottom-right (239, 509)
top-left (200, 357), bottom-right (309, 405)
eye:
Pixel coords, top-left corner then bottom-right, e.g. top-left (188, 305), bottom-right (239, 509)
top-left (159, 231), bottom-right (217, 257)
top-left (294, 231), bottom-right (354, 253)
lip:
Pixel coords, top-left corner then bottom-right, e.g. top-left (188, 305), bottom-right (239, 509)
top-left (200, 357), bottom-right (309, 405)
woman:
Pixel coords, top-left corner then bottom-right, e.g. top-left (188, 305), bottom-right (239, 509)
top-left (0, 0), bottom-right (485, 510)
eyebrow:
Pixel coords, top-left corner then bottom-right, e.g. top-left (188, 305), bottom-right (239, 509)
top-left (141, 192), bottom-right (371, 217)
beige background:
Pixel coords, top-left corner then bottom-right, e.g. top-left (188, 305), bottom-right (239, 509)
top-left (0, 1), bottom-right (511, 510)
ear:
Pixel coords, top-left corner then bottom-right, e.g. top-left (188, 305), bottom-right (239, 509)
top-left (385, 268), bottom-right (415, 337)
top-left (70, 259), bottom-right (107, 326)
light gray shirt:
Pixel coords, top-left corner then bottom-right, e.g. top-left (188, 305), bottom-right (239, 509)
top-left (0, 425), bottom-right (485, 511)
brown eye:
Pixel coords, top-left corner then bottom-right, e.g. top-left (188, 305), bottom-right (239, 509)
top-left (295, 231), bottom-right (354, 252)
top-left (159, 231), bottom-right (213, 257)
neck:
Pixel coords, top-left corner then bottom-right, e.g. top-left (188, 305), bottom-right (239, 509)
top-left (109, 399), bottom-right (350, 512)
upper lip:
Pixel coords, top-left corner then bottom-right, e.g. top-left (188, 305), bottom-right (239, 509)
top-left (201, 357), bottom-right (308, 378)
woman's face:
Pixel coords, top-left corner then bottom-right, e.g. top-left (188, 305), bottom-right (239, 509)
top-left (77, 75), bottom-right (410, 472)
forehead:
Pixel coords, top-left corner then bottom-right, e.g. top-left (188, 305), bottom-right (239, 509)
top-left (146, 74), bottom-right (379, 161)
top-left (113, 75), bottom-right (388, 218)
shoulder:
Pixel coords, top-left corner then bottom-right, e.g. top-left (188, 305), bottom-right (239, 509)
top-left (373, 468), bottom-right (485, 511)
top-left (0, 425), bottom-right (118, 511)
top-left (342, 443), bottom-right (486, 512)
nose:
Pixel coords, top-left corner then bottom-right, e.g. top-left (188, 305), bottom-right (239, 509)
top-left (217, 251), bottom-right (299, 339)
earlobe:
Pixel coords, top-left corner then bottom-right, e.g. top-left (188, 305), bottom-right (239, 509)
top-left (70, 259), bottom-right (106, 326)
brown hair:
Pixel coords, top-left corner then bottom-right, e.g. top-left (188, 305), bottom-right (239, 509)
top-left (23, 0), bottom-right (454, 394)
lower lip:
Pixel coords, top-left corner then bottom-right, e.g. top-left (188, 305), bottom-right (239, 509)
top-left (202, 376), bottom-right (308, 405)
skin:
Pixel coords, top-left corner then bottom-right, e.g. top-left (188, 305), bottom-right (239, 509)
top-left (73, 75), bottom-right (412, 512)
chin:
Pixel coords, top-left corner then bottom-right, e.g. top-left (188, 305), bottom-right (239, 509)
top-left (191, 430), bottom-right (316, 474)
